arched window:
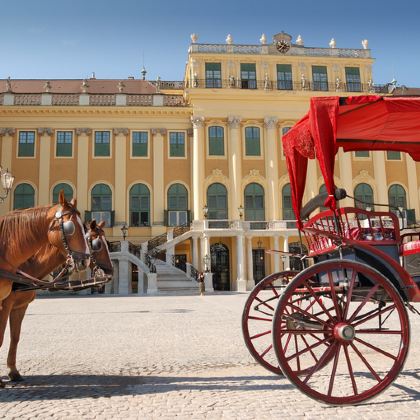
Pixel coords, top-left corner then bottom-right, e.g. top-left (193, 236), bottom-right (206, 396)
top-left (207, 183), bottom-right (228, 220)
top-left (354, 183), bottom-right (374, 210)
top-left (90, 184), bottom-right (113, 226)
top-left (244, 183), bottom-right (265, 221)
top-left (129, 184), bottom-right (150, 227)
top-left (52, 183), bottom-right (73, 204)
top-left (208, 126), bottom-right (224, 156)
top-left (167, 183), bottom-right (188, 226)
top-left (388, 184), bottom-right (407, 210)
top-left (282, 183), bottom-right (295, 220)
top-left (13, 183), bottom-right (35, 210)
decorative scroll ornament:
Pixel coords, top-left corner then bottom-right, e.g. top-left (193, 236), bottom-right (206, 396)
top-left (75, 128), bottom-right (92, 135)
top-left (37, 127), bottom-right (53, 136)
top-left (191, 116), bottom-right (205, 128)
top-left (227, 116), bottom-right (241, 129)
top-left (249, 169), bottom-right (260, 177)
top-left (264, 117), bottom-right (278, 129)
top-left (113, 128), bottom-right (129, 136)
top-left (212, 169), bottom-right (223, 176)
top-left (151, 128), bottom-right (167, 135)
top-left (0, 128), bottom-right (15, 136)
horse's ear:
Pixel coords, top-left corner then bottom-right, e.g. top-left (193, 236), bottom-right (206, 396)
top-left (98, 220), bottom-right (105, 228)
top-left (90, 219), bottom-right (97, 229)
top-left (70, 197), bottom-right (77, 207)
top-left (58, 190), bottom-right (65, 206)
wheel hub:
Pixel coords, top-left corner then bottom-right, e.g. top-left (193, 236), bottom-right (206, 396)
top-left (334, 323), bottom-right (355, 342)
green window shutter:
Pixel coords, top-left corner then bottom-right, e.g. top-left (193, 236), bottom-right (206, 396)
top-left (241, 63), bottom-right (256, 73)
top-left (13, 183), bottom-right (35, 209)
top-left (312, 66), bottom-right (328, 91)
top-left (169, 132), bottom-right (185, 157)
top-left (205, 63), bottom-right (222, 88)
top-left (205, 63), bottom-right (221, 71)
top-left (94, 131), bottom-right (111, 157)
top-left (18, 131), bottom-right (35, 157)
top-left (277, 64), bottom-right (293, 90)
top-left (56, 131), bottom-right (73, 157)
top-left (208, 126), bottom-right (224, 156)
top-left (355, 151), bottom-right (370, 158)
top-left (245, 127), bottom-right (261, 156)
top-left (132, 131), bottom-right (148, 157)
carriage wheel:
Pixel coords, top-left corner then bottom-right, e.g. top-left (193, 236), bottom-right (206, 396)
top-left (272, 259), bottom-right (410, 405)
top-left (242, 271), bottom-right (298, 374)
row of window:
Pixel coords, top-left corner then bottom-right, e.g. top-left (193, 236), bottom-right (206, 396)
top-left (205, 63), bottom-right (362, 92)
top-left (13, 181), bottom-right (408, 226)
top-left (16, 131), bottom-right (187, 158)
top-left (354, 150), bottom-right (402, 160)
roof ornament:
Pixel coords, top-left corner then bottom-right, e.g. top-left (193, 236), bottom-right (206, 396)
top-left (259, 33), bottom-right (267, 45)
top-left (329, 38), bottom-right (336, 48)
top-left (226, 34), bottom-right (233, 44)
top-left (141, 66), bottom-right (147, 80)
top-left (190, 33), bottom-right (198, 43)
top-left (44, 80), bottom-right (51, 93)
top-left (5, 76), bottom-right (12, 93)
top-left (156, 76), bottom-right (161, 93)
top-left (361, 39), bottom-right (369, 49)
top-left (295, 35), bottom-right (304, 46)
top-left (81, 79), bottom-right (89, 93)
top-left (117, 81), bottom-right (125, 93)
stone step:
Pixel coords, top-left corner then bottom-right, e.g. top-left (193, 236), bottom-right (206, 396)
top-left (157, 280), bottom-right (198, 289)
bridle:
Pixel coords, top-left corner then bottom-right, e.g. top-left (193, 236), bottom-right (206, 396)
top-left (85, 225), bottom-right (111, 279)
top-left (48, 206), bottom-right (90, 271)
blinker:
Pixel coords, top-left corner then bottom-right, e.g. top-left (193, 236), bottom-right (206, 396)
top-left (92, 238), bottom-right (102, 251)
top-left (63, 220), bottom-right (75, 236)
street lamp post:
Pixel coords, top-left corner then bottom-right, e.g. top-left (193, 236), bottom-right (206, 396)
top-left (121, 224), bottom-right (128, 241)
top-left (0, 166), bottom-right (14, 203)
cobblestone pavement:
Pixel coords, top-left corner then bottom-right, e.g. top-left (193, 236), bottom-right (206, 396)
top-left (0, 293), bottom-right (419, 419)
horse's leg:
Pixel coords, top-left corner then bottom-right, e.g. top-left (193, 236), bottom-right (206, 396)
top-left (7, 304), bottom-right (29, 382)
top-left (0, 292), bottom-right (13, 388)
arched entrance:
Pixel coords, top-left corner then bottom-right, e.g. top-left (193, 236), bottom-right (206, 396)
top-left (210, 242), bottom-right (230, 291)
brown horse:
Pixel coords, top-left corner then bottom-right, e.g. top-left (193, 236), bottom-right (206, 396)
top-left (1, 219), bottom-right (113, 383)
top-left (0, 191), bottom-right (91, 386)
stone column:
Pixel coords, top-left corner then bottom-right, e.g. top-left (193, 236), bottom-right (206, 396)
top-left (37, 128), bottom-right (53, 206)
top-left (204, 272), bottom-right (214, 292)
top-left (246, 236), bottom-right (254, 289)
top-left (118, 257), bottom-right (130, 295)
top-left (113, 129), bottom-right (128, 235)
top-left (192, 235), bottom-right (199, 268)
top-left (228, 116), bottom-right (242, 219)
top-left (76, 128), bottom-right (91, 214)
top-left (200, 235), bottom-right (210, 272)
top-left (273, 235), bottom-right (281, 272)
top-left (372, 151), bottom-right (387, 204)
top-left (406, 155), bottom-right (420, 216)
top-left (236, 234), bottom-right (246, 291)
top-left (264, 117), bottom-right (279, 220)
top-left (283, 235), bottom-right (290, 270)
top-left (0, 128), bottom-right (15, 212)
top-left (152, 128), bottom-right (166, 232)
top-left (191, 116), bottom-right (205, 220)
top-left (338, 148), bottom-right (353, 207)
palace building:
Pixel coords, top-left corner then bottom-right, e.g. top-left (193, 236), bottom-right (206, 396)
top-left (1, 32), bottom-right (419, 294)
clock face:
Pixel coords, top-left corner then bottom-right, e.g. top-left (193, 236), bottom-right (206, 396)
top-left (276, 40), bottom-right (291, 54)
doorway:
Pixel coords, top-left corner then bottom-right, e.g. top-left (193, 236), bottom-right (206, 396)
top-left (210, 242), bottom-right (230, 290)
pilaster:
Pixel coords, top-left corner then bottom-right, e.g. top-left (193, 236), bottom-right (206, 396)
top-left (0, 128), bottom-right (15, 212)
top-left (152, 128), bottom-right (166, 227)
top-left (37, 128), bottom-right (53, 206)
top-left (406, 155), bottom-right (420, 216)
top-left (338, 149), bottom-right (354, 207)
top-left (372, 151), bottom-right (387, 204)
top-left (246, 237), bottom-right (254, 289)
top-left (264, 117), bottom-right (279, 220)
top-left (236, 234), bottom-right (246, 291)
top-left (228, 116), bottom-right (242, 219)
top-left (113, 128), bottom-right (128, 234)
top-left (191, 116), bottom-right (205, 220)
top-left (76, 128), bottom-right (91, 214)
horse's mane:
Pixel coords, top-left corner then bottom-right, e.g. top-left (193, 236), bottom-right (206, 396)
top-left (0, 206), bottom-right (51, 260)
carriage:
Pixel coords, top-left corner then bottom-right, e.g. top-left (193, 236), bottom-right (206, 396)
top-left (242, 95), bottom-right (420, 404)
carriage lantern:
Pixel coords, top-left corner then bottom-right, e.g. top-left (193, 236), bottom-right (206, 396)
top-left (0, 166), bottom-right (14, 202)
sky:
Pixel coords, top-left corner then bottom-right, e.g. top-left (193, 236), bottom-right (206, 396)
top-left (1, 0), bottom-right (419, 86)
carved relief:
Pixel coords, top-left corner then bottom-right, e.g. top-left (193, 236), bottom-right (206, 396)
top-left (264, 117), bottom-right (278, 129)
top-left (151, 128), bottom-right (167, 136)
top-left (0, 128), bottom-right (15, 136)
top-left (37, 127), bottom-right (53, 136)
top-left (191, 116), bottom-right (205, 128)
top-left (75, 128), bottom-right (92, 135)
top-left (113, 128), bottom-right (129, 136)
top-left (212, 169), bottom-right (223, 176)
top-left (227, 116), bottom-right (241, 129)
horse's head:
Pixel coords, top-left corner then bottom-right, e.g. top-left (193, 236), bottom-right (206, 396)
top-left (86, 220), bottom-right (114, 276)
top-left (48, 190), bottom-right (90, 271)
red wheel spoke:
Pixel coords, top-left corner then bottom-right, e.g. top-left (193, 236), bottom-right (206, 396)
top-left (304, 281), bottom-right (335, 322)
top-left (353, 337), bottom-right (397, 360)
top-left (248, 315), bottom-right (272, 322)
top-left (343, 270), bottom-right (357, 320)
top-left (281, 329), bottom-right (329, 334)
top-left (287, 302), bottom-right (328, 326)
top-left (352, 304), bottom-right (396, 327)
top-left (356, 329), bottom-right (402, 335)
top-left (270, 283), bottom-right (279, 298)
top-left (348, 284), bottom-right (380, 323)
top-left (328, 343), bottom-right (342, 396)
top-left (327, 271), bottom-right (342, 321)
top-left (350, 342), bottom-right (382, 383)
top-left (302, 343), bottom-right (337, 385)
top-left (250, 330), bottom-right (271, 340)
top-left (303, 295), bottom-right (317, 313)
top-left (283, 333), bottom-right (292, 353)
top-left (255, 296), bottom-right (275, 312)
top-left (259, 343), bottom-right (273, 358)
top-left (300, 334), bottom-right (319, 364)
top-left (294, 335), bottom-right (301, 371)
top-left (286, 336), bottom-right (331, 362)
top-left (343, 344), bottom-right (358, 395)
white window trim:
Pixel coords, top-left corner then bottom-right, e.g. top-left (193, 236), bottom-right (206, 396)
top-left (16, 130), bottom-right (37, 159)
top-left (206, 124), bottom-right (227, 159)
top-left (385, 151), bottom-right (403, 162)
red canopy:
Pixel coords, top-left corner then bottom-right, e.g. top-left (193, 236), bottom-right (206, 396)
top-left (282, 95), bottom-right (420, 227)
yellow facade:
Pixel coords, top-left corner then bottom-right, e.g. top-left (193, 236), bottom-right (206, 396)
top-left (1, 32), bottom-right (419, 292)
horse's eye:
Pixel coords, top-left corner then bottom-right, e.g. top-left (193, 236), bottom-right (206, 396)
top-left (63, 220), bottom-right (75, 236)
top-left (92, 238), bottom-right (102, 251)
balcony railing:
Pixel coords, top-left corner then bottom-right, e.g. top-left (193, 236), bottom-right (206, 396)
top-left (189, 79), bottom-right (389, 93)
top-left (192, 219), bottom-right (297, 231)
